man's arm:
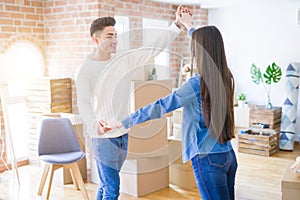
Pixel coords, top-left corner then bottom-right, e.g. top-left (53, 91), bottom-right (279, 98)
top-left (75, 73), bottom-right (98, 135)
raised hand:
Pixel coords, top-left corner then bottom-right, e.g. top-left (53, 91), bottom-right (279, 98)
top-left (175, 4), bottom-right (183, 26)
top-left (175, 5), bottom-right (193, 29)
top-left (178, 11), bottom-right (193, 31)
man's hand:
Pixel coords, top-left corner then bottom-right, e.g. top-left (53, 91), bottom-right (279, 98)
top-left (175, 5), bottom-right (192, 29)
top-left (178, 11), bottom-right (193, 31)
top-left (97, 120), bottom-right (124, 135)
top-left (175, 4), bottom-right (183, 27)
top-left (97, 120), bottom-right (111, 135)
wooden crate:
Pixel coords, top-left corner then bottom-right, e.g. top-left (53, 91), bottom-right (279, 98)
top-left (238, 129), bottom-right (279, 156)
top-left (249, 106), bottom-right (281, 132)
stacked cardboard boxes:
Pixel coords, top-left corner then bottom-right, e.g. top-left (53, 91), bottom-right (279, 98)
top-left (120, 80), bottom-right (173, 197)
top-left (90, 80), bottom-right (173, 197)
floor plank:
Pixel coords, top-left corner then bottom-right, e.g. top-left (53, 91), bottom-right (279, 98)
top-left (0, 138), bottom-right (299, 200)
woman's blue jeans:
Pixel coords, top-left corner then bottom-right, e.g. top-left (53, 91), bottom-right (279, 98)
top-left (92, 134), bottom-right (128, 200)
top-left (191, 150), bottom-right (238, 200)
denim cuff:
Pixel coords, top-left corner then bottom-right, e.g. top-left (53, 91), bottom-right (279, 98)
top-left (121, 117), bottom-right (134, 129)
top-left (188, 27), bottom-right (196, 36)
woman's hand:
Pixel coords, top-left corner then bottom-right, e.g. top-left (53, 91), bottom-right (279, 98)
top-left (175, 5), bottom-right (192, 29)
top-left (178, 10), bottom-right (194, 31)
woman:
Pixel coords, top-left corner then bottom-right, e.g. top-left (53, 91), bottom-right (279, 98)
top-left (104, 12), bottom-right (237, 200)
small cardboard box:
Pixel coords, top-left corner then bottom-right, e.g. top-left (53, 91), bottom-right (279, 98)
top-left (120, 155), bottom-right (169, 197)
top-left (169, 163), bottom-right (197, 190)
top-left (281, 166), bottom-right (300, 200)
top-left (168, 139), bottom-right (196, 189)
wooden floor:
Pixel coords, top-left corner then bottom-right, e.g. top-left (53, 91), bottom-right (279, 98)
top-left (0, 138), bottom-right (299, 200)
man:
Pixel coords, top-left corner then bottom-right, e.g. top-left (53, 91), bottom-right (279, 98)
top-left (75, 5), bottom-right (189, 200)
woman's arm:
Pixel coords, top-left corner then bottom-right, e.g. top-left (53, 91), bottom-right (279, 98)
top-left (122, 77), bottom-right (199, 129)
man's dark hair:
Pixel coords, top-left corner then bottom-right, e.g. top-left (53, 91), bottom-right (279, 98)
top-left (90, 17), bottom-right (116, 37)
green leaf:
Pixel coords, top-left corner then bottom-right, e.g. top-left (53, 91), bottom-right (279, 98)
top-left (263, 62), bottom-right (282, 84)
top-left (250, 63), bottom-right (262, 84)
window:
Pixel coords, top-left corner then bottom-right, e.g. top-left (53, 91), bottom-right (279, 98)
top-left (115, 15), bottom-right (130, 51)
top-left (0, 41), bottom-right (44, 162)
top-left (142, 18), bottom-right (170, 80)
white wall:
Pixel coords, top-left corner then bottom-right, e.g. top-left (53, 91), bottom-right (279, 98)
top-left (208, 0), bottom-right (300, 105)
top-left (208, 0), bottom-right (300, 138)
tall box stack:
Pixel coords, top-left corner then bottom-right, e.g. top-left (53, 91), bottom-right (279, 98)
top-left (26, 78), bottom-right (72, 164)
top-left (120, 80), bottom-right (173, 197)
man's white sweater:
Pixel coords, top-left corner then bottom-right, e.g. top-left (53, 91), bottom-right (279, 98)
top-left (76, 22), bottom-right (181, 138)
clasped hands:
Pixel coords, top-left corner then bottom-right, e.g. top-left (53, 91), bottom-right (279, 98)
top-left (96, 6), bottom-right (192, 135)
top-left (97, 120), bottom-right (122, 135)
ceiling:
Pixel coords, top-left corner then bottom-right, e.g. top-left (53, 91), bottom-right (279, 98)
top-left (150, 0), bottom-right (240, 8)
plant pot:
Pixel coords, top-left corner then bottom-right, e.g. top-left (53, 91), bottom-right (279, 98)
top-left (238, 100), bottom-right (245, 108)
top-left (151, 75), bottom-right (157, 80)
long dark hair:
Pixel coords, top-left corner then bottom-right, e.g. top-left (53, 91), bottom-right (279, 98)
top-left (191, 26), bottom-right (235, 144)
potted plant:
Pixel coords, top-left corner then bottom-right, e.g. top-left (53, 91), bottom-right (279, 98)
top-left (250, 62), bottom-right (282, 109)
top-left (151, 67), bottom-right (157, 80)
top-left (237, 93), bottom-right (247, 108)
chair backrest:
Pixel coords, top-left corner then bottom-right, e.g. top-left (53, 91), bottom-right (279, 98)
top-left (38, 117), bottom-right (82, 156)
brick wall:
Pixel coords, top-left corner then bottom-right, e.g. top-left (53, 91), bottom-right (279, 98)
top-left (44, 0), bottom-right (208, 80)
top-left (0, 0), bottom-right (44, 51)
top-left (0, 0), bottom-right (45, 171)
top-left (0, 0), bottom-right (208, 170)
top-left (43, 0), bottom-right (208, 113)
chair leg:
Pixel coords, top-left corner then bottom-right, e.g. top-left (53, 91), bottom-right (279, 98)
top-left (46, 164), bottom-right (61, 200)
top-left (71, 163), bottom-right (89, 200)
top-left (38, 163), bottom-right (50, 195)
top-left (69, 167), bottom-right (79, 190)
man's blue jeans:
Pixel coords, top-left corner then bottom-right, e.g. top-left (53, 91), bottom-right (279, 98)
top-left (92, 134), bottom-right (128, 200)
top-left (191, 150), bottom-right (238, 200)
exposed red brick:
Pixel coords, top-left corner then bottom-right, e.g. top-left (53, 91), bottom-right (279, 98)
top-left (10, 13), bottom-right (24, 19)
top-left (5, 5), bottom-right (19, 12)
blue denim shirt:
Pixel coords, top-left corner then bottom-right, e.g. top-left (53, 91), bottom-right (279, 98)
top-left (122, 74), bottom-right (233, 163)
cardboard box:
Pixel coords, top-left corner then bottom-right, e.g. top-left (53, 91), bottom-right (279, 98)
top-left (171, 108), bottom-right (183, 124)
top-left (120, 155), bottom-right (169, 197)
top-left (281, 165), bottom-right (300, 200)
top-left (127, 118), bottom-right (168, 159)
top-left (169, 163), bottom-right (197, 190)
top-left (168, 139), bottom-right (196, 189)
top-left (131, 79), bottom-right (173, 110)
top-left (127, 80), bottom-right (173, 159)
